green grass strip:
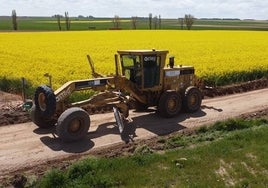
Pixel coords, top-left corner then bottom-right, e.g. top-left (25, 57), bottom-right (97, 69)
top-left (33, 118), bottom-right (268, 187)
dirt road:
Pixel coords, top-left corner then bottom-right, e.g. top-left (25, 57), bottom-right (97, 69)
top-left (0, 88), bottom-right (267, 178)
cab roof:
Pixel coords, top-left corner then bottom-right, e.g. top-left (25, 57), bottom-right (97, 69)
top-left (117, 49), bottom-right (169, 55)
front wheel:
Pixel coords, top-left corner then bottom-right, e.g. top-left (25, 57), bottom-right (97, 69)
top-left (56, 107), bottom-right (90, 142)
top-left (34, 85), bottom-right (56, 118)
top-left (158, 91), bottom-right (182, 118)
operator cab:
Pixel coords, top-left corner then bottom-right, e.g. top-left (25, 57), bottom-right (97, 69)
top-left (118, 49), bottom-right (168, 90)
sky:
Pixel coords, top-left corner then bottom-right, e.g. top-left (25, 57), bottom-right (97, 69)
top-left (1, 0), bottom-right (268, 20)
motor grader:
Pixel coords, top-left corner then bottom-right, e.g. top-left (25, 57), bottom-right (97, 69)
top-left (30, 49), bottom-right (202, 142)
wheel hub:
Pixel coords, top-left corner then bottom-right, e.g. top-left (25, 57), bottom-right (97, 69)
top-left (38, 93), bottom-right (46, 112)
top-left (167, 98), bottom-right (176, 111)
top-left (69, 119), bottom-right (81, 133)
top-left (190, 94), bottom-right (198, 106)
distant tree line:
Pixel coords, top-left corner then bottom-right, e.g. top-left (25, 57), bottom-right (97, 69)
top-left (65, 12), bottom-right (71, 30)
top-left (12, 9), bottom-right (17, 30)
top-left (182, 14), bottom-right (195, 30)
top-left (9, 9), bottom-right (195, 31)
top-left (148, 13), bottom-right (162, 29)
top-left (178, 14), bottom-right (195, 30)
top-left (53, 12), bottom-right (71, 31)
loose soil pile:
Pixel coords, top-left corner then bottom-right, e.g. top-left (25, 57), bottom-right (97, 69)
top-left (0, 91), bottom-right (30, 126)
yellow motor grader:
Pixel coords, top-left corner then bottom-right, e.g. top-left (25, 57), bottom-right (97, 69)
top-left (30, 49), bottom-right (202, 142)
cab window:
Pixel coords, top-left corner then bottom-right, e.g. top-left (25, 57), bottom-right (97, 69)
top-left (120, 55), bottom-right (142, 86)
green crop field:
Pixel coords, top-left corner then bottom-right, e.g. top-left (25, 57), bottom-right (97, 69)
top-left (1, 16), bottom-right (268, 31)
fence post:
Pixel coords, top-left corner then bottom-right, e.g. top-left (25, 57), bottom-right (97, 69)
top-left (21, 77), bottom-right (26, 102)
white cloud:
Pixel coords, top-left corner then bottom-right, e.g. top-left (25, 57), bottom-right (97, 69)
top-left (0, 0), bottom-right (267, 19)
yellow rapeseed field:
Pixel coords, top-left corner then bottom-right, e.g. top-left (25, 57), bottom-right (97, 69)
top-left (0, 30), bottom-right (267, 89)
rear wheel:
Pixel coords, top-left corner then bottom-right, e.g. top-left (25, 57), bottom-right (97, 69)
top-left (158, 91), bottom-right (182, 118)
top-left (34, 85), bottom-right (56, 118)
top-left (30, 104), bottom-right (56, 128)
top-left (56, 107), bottom-right (90, 142)
top-left (183, 86), bottom-right (202, 112)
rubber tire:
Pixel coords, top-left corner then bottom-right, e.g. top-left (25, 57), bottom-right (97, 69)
top-left (158, 91), bottom-right (182, 118)
top-left (30, 104), bottom-right (56, 128)
top-left (183, 86), bottom-right (202, 113)
top-left (56, 107), bottom-right (90, 142)
top-left (34, 85), bottom-right (56, 118)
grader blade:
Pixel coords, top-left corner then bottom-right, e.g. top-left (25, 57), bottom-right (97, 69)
top-left (113, 107), bottom-right (125, 134)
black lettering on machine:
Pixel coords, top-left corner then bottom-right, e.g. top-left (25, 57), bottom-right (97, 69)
top-left (87, 80), bottom-right (95, 86)
top-left (144, 56), bottom-right (156, 62)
